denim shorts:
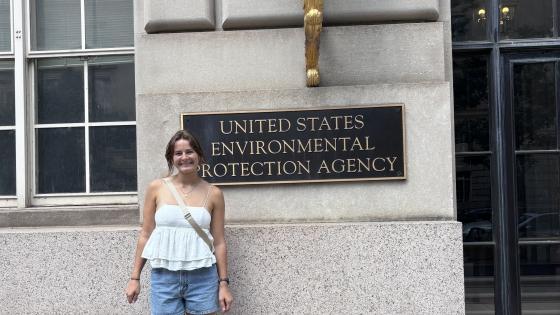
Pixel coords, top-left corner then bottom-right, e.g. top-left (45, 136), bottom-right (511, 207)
top-left (150, 265), bottom-right (220, 315)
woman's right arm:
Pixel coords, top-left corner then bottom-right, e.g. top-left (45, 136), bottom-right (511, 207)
top-left (125, 179), bottom-right (160, 304)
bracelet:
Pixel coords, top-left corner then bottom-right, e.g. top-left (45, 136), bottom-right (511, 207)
top-left (218, 277), bottom-right (230, 285)
top-left (130, 277), bottom-right (140, 281)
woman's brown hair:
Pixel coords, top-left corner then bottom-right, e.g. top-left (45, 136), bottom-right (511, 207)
top-left (164, 130), bottom-right (206, 176)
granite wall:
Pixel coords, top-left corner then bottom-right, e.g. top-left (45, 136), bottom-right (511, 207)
top-left (1, 222), bottom-right (463, 314)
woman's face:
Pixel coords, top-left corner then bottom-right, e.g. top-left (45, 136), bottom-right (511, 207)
top-left (172, 139), bottom-right (200, 174)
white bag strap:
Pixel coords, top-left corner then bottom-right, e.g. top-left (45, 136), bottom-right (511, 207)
top-left (163, 178), bottom-right (214, 252)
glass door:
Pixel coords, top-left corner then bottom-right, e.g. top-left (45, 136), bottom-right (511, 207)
top-left (504, 53), bottom-right (560, 314)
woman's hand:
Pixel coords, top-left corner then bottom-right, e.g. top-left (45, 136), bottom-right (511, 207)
top-left (219, 283), bottom-right (233, 312)
top-left (125, 279), bottom-right (141, 304)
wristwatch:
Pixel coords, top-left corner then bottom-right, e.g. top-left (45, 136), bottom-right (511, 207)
top-left (218, 277), bottom-right (230, 285)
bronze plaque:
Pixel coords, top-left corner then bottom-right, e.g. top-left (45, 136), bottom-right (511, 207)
top-left (181, 104), bottom-right (406, 185)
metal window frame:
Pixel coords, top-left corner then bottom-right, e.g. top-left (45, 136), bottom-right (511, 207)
top-left (80, 0), bottom-right (85, 50)
top-left (453, 0), bottom-right (560, 314)
top-left (14, 0), bottom-right (28, 208)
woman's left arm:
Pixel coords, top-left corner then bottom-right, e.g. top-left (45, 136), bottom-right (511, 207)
top-left (210, 186), bottom-right (233, 313)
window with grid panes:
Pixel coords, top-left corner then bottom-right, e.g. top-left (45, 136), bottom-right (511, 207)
top-left (34, 56), bottom-right (136, 196)
top-left (0, 0), bottom-right (137, 207)
top-left (452, 0), bottom-right (560, 314)
top-left (0, 61), bottom-right (15, 197)
top-left (0, 0), bottom-right (11, 52)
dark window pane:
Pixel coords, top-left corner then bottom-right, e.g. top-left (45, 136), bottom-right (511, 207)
top-left (464, 245), bottom-right (495, 314)
top-left (516, 154), bottom-right (560, 239)
top-left (33, 0), bottom-right (81, 50)
top-left (451, 0), bottom-right (488, 42)
top-left (457, 156), bottom-right (493, 242)
top-left (453, 54), bottom-right (490, 152)
top-left (37, 59), bottom-right (84, 124)
top-left (0, 62), bottom-right (15, 126)
top-left (0, 130), bottom-right (16, 195)
top-left (90, 126), bottom-right (137, 192)
top-left (519, 244), bottom-right (560, 314)
top-left (88, 57), bottom-right (135, 122)
top-left (514, 62), bottom-right (556, 150)
top-left (37, 127), bottom-right (85, 193)
top-left (85, 0), bottom-right (133, 49)
top-left (0, 0), bottom-right (10, 52)
top-left (499, 0), bottom-right (554, 40)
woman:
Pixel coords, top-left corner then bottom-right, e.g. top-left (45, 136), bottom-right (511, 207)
top-left (126, 130), bottom-right (233, 314)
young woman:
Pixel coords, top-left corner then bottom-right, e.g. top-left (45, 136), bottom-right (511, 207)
top-left (126, 130), bottom-right (233, 314)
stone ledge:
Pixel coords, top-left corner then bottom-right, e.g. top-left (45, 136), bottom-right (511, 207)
top-left (222, 0), bottom-right (440, 29)
top-left (0, 205), bottom-right (139, 228)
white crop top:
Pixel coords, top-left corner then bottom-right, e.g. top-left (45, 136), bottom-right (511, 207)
top-left (141, 204), bottom-right (216, 271)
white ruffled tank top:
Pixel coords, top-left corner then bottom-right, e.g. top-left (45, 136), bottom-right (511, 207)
top-left (141, 185), bottom-right (216, 271)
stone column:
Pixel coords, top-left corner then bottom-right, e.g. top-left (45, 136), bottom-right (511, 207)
top-left (134, 0), bottom-right (464, 313)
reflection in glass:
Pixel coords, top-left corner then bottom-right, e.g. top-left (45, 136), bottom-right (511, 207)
top-left (88, 56), bottom-right (135, 122)
top-left (90, 126), bottom-right (137, 192)
top-left (516, 154), bottom-right (560, 239)
top-left (33, 0), bottom-right (81, 50)
top-left (499, 0), bottom-right (553, 40)
top-left (451, 0), bottom-right (488, 42)
top-left (37, 127), bottom-right (85, 193)
top-left (514, 62), bottom-right (556, 150)
top-left (37, 58), bottom-right (84, 124)
top-left (0, 130), bottom-right (16, 195)
top-left (0, 62), bottom-right (15, 126)
top-left (0, 0), bottom-right (10, 52)
top-left (453, 54), bottom-right (490, 152)
top-left (464, 245), bottom-right (495, 314)
top-left (85, 0), bottom-right (133, 49)
top-left (519, 244), bottom-right (560, 313)
top-left (457, 156), bottom-right (493, 242)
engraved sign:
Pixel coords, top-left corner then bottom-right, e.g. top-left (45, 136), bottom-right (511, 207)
top-left (181, 104), bottom-right (406, 185)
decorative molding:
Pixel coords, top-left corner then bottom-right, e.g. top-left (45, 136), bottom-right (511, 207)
top-left (304, 0), bottom-right (323, 87)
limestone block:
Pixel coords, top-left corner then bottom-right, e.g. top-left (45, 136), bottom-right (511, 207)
top-left (144, 0), bottom-right (215, 33)
top-left (0, 221), bottom-right (465, 314)
top-left (135, 23), bottom-right (445, 95)
top-left (134, 0), bottom-right (144, 35)
top-left (136, 83), bottom-right (455, 223)
top-left (221, 0), bottom-right (440, 29)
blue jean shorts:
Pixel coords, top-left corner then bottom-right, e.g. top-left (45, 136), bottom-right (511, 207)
top-left (150, 265), bottom-right (220, 315)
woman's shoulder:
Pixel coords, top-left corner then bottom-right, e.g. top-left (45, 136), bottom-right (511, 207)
top-left (202, 180), bottom-right (219, 191)
top-left (146, 177), bottom-right (169, 193)
top-left (206, 182), bottom-right (224, 199)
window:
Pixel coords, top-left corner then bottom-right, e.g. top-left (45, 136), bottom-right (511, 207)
top-left (1, 0), bottom-right (136, 208)
top-left (34, 57), bottom-right (136, 196)
top-left (29, 0), bottom-right (133, 51)
top-left (0, 0), bottom-right (15, 207)
top-left (0, 61), bottom-right (15, 197)
top-left (453, 51), bottom-right (495, 314)
top-left (452, 0), bottom-right (560, 314)
top-left (0, 0), bottom-right (11, 52)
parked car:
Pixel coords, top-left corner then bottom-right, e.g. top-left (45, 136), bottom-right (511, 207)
top-left (463, 212), bottom-right (560, 242)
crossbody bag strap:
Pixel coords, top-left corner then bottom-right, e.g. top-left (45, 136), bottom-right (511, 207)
top-left (163, 178), bottom-right (214, 252)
